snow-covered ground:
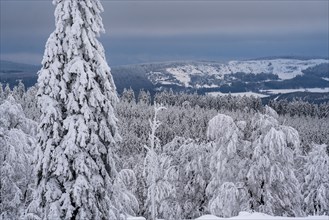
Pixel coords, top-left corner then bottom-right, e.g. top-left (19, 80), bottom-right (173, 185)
top-left (196, 212), bottom-right (328, 219)
top-left (127, 217), bottom-right (146, 220)
top-left (207, 87), bottom-right (329, 98)
top-left (261, 87), bottom-right (329, 94)
top-left (207, 91), bottom-right (269, 98)
top-left (166, 66), bottom-right (194, 87)
top-left (128, 212), bottom-right (328, 220)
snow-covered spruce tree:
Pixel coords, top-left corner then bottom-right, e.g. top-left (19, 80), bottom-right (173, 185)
top-left (12, 80), bottom-right (26, 103)
top-left (206, 114), bottom-right (250, 217)
top-left (0, 82), bottom-right (4, 102)
top-left (0, 96), bottom-right (37, 220)
top-left (21, 86), bottom-right (40, 121)
top-left (247, 110), bottom-right (303, 217)
top-left (121, 87), bottom-right (136, 104)
top-left (4, 83), bottom-right (11, 98)
top-left (27, 0), bottom-right (123, 219)
top-left (138, 89), bottom-right (151, 105)
top-left (303, 144), bottom-right (329, 215)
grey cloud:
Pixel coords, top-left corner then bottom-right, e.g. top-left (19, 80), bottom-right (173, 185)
top-left (1, 1), bottom-right (328, 36)
top-left (0, 0), bottom-right (328, 65)
top-left (102, 1), bottom-right (328, 36)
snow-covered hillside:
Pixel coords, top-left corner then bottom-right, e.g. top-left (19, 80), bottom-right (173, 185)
top-left (1, 58), bottom-right (329, 103)
top-left (153, 59), bottom-right (328, 88)
top-left (225, 59), bottom-right (327, 80)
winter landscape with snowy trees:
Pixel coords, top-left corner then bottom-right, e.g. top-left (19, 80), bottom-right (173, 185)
top-left (0, 0), bottom-right (329, 220)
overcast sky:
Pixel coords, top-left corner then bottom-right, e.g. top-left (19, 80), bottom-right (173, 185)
top-left (0, 0), bottom-right (328, 66)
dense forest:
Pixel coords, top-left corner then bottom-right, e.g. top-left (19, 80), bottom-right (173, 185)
top-left (1, 82), bottom-right (328, 219)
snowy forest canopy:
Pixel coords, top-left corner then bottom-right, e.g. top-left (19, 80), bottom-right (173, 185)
top-left (1, 83), bottom-right (329, 219)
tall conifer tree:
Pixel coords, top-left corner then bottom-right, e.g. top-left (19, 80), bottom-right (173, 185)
top-left (28, 0), bottom-right (121, 219)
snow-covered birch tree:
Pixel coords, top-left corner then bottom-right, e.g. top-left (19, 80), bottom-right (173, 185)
top-left (143, 103), bottom-right (164, 220)
top-left (247, 111), bottom-right (303, 217)
top-left (0, 96), bottom-right (37, 220)
top-left (144, 103), bottom-right (177, 220)
top-left (27, 0), bottom-right (122, 219)
top-left (163, 137), bottom-right (212, 219)
top-left (206, 114), bottom-right (249, 217)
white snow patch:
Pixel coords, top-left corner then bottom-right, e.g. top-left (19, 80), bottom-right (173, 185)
top-left (166, 64), bottom-right (227, 87)
top-left (196, 214), bottom-right (222, 220)
top-left (261, 87), bottom-right (329, 94)
top-left (147, 71), bottom-right (171, 85)
top-left (322, 77), bottom-right (329, 81)
top-left (196, 84), bottom-right (219, 89)
top-left (166, 67), bottom-right (192, 87)
top-left (226, 59), bottom-right (328, 80)
top-left (127, 216), bottom-right (146, 220)
top-left (160, 81), bottom-right (181, 86)
top-left (207, 91), bottom-right (269, 98)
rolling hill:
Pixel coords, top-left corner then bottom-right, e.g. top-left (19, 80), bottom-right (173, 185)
top-left (1, 58), bottom-right (328, 103)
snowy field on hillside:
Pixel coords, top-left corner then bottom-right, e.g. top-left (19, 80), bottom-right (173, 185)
top-left (226, 59), bottom-right (328, 80)
top-left (128, 212), bottom-right (329, 220)
top-left (207, 91), bottom-right (269, 98)
top-left (261, 87), bottom-right (329, 94)
top-left (207, 87), bottom-right (329, 98)
top-left (163, 59), bottom-right (329, 87)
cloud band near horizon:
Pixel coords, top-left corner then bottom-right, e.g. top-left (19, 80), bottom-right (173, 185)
top-left (1, 0), bottom-right (328, 65)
